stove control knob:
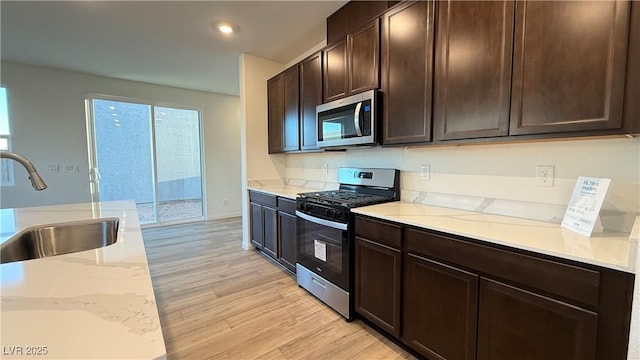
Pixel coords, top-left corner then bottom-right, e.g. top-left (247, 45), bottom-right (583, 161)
top-left (326, 209), bottom-right (334, 217)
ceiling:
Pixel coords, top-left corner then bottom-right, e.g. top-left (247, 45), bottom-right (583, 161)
top-left (0, 1), bottom-right (347, 96)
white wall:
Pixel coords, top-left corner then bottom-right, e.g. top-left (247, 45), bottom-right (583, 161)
top-left (239, 54), bottom-right (285, 249)
top-left (287, 137), bottom-right (639, 206)
top-left (0, 62), bottom-right (242, 220)
top-left (286, 137), bottom-right (640, 229)
top-left (240, 54), bottom-right (287, 182)
top-left (284, 40), bottom-right (326, 68)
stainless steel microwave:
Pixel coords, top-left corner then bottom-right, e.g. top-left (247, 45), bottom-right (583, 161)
top-left (316, 90), bottom-right (377, 148)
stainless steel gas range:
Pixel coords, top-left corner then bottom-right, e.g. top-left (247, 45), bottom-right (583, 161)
top-left (295, 167), bottom-right (400, 320)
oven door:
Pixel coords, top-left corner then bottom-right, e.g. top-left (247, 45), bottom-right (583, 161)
top-left (296, 210), bottom-right (350, 291)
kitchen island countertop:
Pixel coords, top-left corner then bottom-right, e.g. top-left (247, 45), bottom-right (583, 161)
top-left (0, 201), bottom-right (166, 360)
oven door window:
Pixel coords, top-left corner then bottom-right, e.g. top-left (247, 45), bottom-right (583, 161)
top-left (297, 216), bottom-right (349, 291)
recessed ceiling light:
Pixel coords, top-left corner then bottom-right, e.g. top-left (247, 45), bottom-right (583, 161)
top-left (218, 24), bottom-right (233, 34)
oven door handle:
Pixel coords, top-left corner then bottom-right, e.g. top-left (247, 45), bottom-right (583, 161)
top-left (296, 211), bottom-right (348, 231)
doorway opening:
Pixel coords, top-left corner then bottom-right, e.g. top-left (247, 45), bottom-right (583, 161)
top-left (86, 97), bottom-right (205, 225)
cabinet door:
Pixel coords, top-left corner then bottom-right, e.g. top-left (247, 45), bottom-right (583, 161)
top-left (403, 253), bottom-right (478, 360)
top-left (435, 1), bottom-right (513, 140)
top-left (249, 202), bottom-right (264, 249)
top-left (355, 237), bottom-right (401, 337)
top-left (278, 211), bottom-right (297, 273)
top-left (478, 278), bottom-right (598, 360)
top-left (299, 51), bottom-right (322, 150)
top-left (381, 0), bottom-right (435, 145)
top-left (283, 65), bottom-right (300, 151)
top-left (348, 19), bottom-right (380, 95)
top-left (509, 1), bottom-right (630, 135)
top-left (262, 206), bottom-right (278, 259)
top-left (323, 39), bottom-right (348, 102)
top-left (267, 74), bottom-right (284, 153)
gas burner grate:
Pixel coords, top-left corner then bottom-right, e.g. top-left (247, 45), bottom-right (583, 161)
top-left (300, 190), bottom-right (392, 208)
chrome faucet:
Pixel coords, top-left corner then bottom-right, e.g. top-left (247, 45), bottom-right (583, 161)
top-left (0, 151), bottom-right (47, 190)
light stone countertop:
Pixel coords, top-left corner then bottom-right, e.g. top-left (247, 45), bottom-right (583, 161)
top-left (352, 201), bottom-right (637, 274)
top-left (0, 201), bottom-right (166, 360)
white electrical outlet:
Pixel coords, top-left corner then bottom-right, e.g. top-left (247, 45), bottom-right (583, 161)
top-left (323, 163), bottom-right (328, 175)
top-left (420, 165), bottom-right (430, 180)
top-left (47, 164), bottom-right (60, 173)
top-left (535, 165), bottom-right (554, 187)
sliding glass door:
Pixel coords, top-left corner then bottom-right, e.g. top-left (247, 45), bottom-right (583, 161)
top-left (154, 106), bottom-right (203, 222)
top-left (86, 97), bottom-right (204, 225)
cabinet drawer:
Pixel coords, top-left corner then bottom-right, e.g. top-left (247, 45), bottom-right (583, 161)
top-left (355, 216), bottom-right (401, 249)
top-left (249, 190), bottom-right (277, 207)
top-left (406, 228), bottom-right (600, 308)
top-left (277, 197), bottom-right (297, 215)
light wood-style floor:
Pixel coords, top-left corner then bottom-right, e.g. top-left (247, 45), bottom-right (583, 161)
top-left (142, 218), bottom-right (414, 360)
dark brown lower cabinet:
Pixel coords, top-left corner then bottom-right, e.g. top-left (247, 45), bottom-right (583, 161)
top-left (249, 191), bottom-right (298, 274)
top-left (248, 190), bottom-right (278, 259)
top-left (262, 206), bottom-right (278, 259)
top-left (355, 236), bottom-right (401, 337)
top-left (403, 253), bottom-right (478, 360)
top-left (477, 278), bottom-right (598, 360)
top-left (278, 208), bottom-right (297, 273)
top-left (352, 215), bottom-right (633, 360)
top-left (249, 202), bottom-right (264, 249)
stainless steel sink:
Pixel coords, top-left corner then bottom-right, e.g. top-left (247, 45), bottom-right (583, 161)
top-left (0, 218), bottom-right (119, 264)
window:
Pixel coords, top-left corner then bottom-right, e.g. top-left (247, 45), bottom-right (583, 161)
top-left (0, 87), bottom-right (14, 186)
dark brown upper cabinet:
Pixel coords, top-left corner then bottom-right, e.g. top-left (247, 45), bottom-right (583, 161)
top-left (267, 74), bottom-right (284, 153)
top-left (324, 19), bottom-right (380, 103)
top-left (323, 40), bottom-right (348, 102)
top-left (267, 64), bottom-right (300, 153)
top-left (348, 20), bottom-right (380, 95)
top-left (509, 1), bottom-right (630, 135)
top-left (326, 1), bottom-right (398, 44)
top-left (624, 1), bottom-right (639, 134)
top-left (299, 51), bottom-right (323, 150)
top-left (434, 1), bottom-right (514, 141)
top-left (381, 0), bottom-right (435, 145)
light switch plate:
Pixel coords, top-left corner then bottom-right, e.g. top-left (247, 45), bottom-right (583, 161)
top-left (64, 164), bottom-right (80, 173)
top-left (47, 164), bottom-right (60, 173)
top-left (420, 165), bottom-right (430, 180)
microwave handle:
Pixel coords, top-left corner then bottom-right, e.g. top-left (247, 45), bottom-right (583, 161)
top-left (353, 102), bottom-right (363, 136)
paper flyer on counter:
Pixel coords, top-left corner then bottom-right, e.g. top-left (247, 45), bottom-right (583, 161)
top-left (561, 176), bottom-right (611, 237)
